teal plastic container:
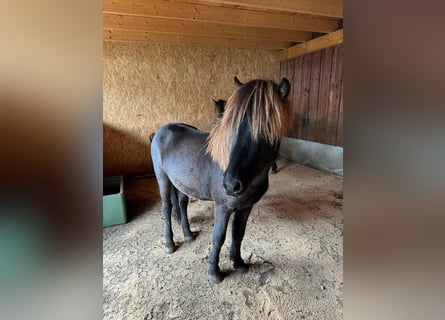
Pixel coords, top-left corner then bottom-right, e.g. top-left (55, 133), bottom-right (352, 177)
top-left (103, 176), bottom-right (127, 227)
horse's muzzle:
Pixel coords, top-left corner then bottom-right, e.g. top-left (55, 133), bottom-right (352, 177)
top-left (223, 174), bottom-right (244, 196)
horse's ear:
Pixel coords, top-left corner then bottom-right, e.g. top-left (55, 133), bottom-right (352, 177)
top-left (234, 76), bottom-right (243, 88)
top-left (221, 100), bottom-right (227, 112)
top-left (278, 78), bottom-right (290, 100)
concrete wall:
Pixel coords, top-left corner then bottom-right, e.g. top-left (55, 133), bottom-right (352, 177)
top-left (280, 136), bottom-right (343, 176)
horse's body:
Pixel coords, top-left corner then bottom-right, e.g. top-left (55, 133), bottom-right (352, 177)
top-left (151, 78), bottom-right (291, 283)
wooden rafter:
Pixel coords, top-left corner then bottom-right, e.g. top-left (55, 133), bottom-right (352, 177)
top-left (103, 0), bottom-right (344, 50)
top-left (103, 28), bottom-right (292, 49)
top-left (103, 0), bottom-right (339, 33)
top-left (278, 29), bottom-right (343, 60)
top-left (183, 0), bottom-right (343, 18)
top-left (103, 13), bottom-right (312, 42)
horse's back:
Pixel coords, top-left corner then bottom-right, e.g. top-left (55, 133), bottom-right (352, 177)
top-left (152, 122), bottom-right (204, 153)
top-left (152, 122), bottom-right (200, 143)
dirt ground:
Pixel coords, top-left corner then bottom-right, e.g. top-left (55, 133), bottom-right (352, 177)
top-left (103, 157), bottom-right (343, 320)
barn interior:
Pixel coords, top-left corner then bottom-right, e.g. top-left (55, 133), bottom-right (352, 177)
top-left (103, 1), bottom-right (343, 319)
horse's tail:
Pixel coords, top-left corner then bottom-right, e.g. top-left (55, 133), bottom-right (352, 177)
top-left (170, 185), bottom-right (182, 224)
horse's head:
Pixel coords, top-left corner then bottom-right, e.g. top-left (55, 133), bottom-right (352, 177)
top-left (207, 77), bottom-right (292, 196)
top-left (211, 76), bottom-right (240, 120)
top-left (212, 99), bottom-right (227, 119)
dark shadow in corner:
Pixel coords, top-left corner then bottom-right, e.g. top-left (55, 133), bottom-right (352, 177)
top-left (124, 176), bottom-right (160, 221)
top-left (103, 123), bottom-right (152, 177)
top-left (104, 123), bottom-right (157, 221)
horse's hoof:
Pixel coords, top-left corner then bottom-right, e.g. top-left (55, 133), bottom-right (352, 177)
top-left (234, 262), bottom-right (250, 273)
top-left (184, 236), bottom-right (194, 243)
top-left (208, 273), bottom-right (223, 284)
top-left (164, 246), bottom-right (174, 254)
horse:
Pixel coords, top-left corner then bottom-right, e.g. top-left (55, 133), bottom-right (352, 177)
top-left (212, 99), bottom-right (227, 121)
top-left (150, 77), bottom-right (292, 284)
top-left (150, 84), bottom-right (241, 242)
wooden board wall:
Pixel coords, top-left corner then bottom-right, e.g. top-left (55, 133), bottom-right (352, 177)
top-left (281, 44), bottom-right (343, 146)
top-left (103, 41), bottom-right (280, 177)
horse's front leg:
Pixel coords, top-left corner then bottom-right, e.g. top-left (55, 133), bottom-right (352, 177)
top-left (208, 205), bottom-right (231, 284)
top-left (230, 206), bottom-right (253, 272)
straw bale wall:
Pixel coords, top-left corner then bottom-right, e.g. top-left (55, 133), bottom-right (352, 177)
top-left (104, 41), bottom-right (279, 176)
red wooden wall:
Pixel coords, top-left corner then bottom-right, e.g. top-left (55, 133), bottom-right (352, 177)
top-left (281, 44), bottom-right (343, 146)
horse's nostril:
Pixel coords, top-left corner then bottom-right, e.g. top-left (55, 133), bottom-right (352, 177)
top-left (232, 180), bottom-right (243, 195)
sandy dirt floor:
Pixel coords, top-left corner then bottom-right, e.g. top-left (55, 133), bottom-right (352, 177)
top-left (103, 157), bottom-right (343, 320)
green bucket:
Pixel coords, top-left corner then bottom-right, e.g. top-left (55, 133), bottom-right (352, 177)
top-left (103, 176), bottom-right (127, 227)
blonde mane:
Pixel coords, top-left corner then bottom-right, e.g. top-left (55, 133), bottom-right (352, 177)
top-left (206, 79), bottom-right (292, 170)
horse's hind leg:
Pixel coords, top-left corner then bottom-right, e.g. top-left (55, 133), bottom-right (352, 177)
top-left (170, 185), bottom-right (181, 223)
top-left (178, 192), bottom-right (194, 242)
top-left (156, 172), bottom-right (175, 253)
top-left (170, 186), bottom-right (193, 242)
top-left (271, 162), bottom-right (278, 174)
top-left (271, 142), bottom-right (280, 174)
top-left (230, 206), bottom-right (253, 272)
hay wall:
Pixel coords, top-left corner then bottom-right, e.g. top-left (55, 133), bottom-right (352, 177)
top-left (104, 41), bottom-right (280, 176)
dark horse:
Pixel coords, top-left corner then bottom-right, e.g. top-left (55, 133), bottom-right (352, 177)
top-left (151, 77), bottom-right (292, 283)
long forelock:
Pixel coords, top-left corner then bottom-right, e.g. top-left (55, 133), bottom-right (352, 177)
top-left (206, 79), bottom-right (292, 170)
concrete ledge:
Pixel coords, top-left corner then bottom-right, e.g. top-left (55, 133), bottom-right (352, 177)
top-left (279, 137), bottom-right (343, 176)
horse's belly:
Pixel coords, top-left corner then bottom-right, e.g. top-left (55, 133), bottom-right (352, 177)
top-left (153, 123), bottom-right (216, 200)
top-left (170, 174), bottom-right (212, 201)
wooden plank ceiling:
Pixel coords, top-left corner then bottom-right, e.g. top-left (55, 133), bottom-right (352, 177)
top-left (103, 0), bottom-right (343, 60)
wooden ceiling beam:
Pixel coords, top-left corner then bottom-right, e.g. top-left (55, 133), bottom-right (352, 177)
top-left (103, 28), bottom-right (292, 49)
top-left (103, 0), bottom-right (339, 33)
top-left (184, 0), bottom-right (343, 18)
top-left (104, 13), bottom-right (311, 42)
top-left (277, 29), bottom-right (343, 60)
